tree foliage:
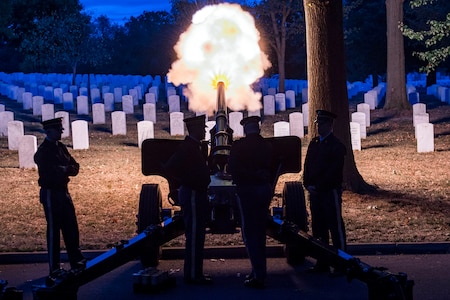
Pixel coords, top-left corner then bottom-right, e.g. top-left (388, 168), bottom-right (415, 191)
top-left (401, 0), bottom-right (450, 73)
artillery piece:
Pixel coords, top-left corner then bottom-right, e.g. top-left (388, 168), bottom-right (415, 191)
top-left (31, 82), bottom-right (413, 300)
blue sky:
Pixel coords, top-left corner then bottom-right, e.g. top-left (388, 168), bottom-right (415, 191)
top-left (79, 0), bottom-right (172, 24)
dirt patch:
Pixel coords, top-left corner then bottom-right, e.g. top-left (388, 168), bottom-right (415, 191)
top-left (0, 93), bottom-right (449, 252)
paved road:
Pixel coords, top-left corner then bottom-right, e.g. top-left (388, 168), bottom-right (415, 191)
top-left (1, 252), bottom-right (449, 300)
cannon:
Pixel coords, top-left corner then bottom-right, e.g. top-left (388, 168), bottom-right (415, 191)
top-left (32, 82), bottom-right (413, 300)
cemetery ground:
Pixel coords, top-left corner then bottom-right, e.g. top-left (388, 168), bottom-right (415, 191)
top-left (0, 94), bottom-right (449, 253)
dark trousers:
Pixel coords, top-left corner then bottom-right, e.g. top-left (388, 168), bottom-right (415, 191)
top-left (309, 188), bottom-right (347, 252)
top-left (236, 183), bottom-right (271, 281)
top-left (40, 188), bottom-right (84, 274)
top-left (179, 186), bottom-right (209, 280)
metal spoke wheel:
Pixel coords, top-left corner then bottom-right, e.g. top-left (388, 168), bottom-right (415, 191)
top-left (282, 181), bottom-right (308, 265)
top-left (137, 184), bottom-right (162, 267)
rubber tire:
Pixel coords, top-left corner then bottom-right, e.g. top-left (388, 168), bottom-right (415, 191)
top-left (282, 181), bottom-right (308, 265)
top-left (137, 184), bottom-right (162, 267)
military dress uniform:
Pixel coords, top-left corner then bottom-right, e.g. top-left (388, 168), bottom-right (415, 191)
top-left (229, 116), bottom-right (273, 288)
top-left (163, 116), bottom-right (211, 284)
top-left (34, 118), bottom-right (85, 274)
top-left (303, 111), bottom-right (347, 270)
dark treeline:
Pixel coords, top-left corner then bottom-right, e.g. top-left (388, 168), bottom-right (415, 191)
top-left (0, 0), bottom-right (448, 82)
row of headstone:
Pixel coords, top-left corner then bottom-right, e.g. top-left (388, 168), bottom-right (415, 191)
top-left (412, 103), bottom-right (434, 153)
top-left (363, 84), bottom-right (386, 110)
top-left (427, 84), bottom-right (450, 104)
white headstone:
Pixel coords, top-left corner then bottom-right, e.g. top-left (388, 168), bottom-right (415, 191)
top-left (122, 95), bottom-right (134, 114)
top-left (32, 96), bottom-right (44, 116)
top-left (53, 88), bottom-right (63, 104)
top-left (114, 87), bottom-right (123, 103)
top-left (143, 103), bottom-right (157, 123)
top-left (41, 104), bottom-right (55, 122)
top-left (267, 87), bottom-right (276, 95)
top-left (350, 122), bottom-right (361, 151)
top-left (416, 123), bottom-right (434, 153)
top-left (285, 90), bottom-right (296, 108)
top-left (274, 121), bottom-right (290, 137)
top-left (0, 111), bottom-right (14, 137)
top-left (22, 92), bottom-right (33, 110)
top-left (129, 88), bottom-right (139, 105)
top-left (103, 92), bottom-right (115, 112)
top-left (412, 103), bottom-right (426, 115)
top-left (44, 86), bottom-right (54, 101)
top-left (72, 120), bottom-right (89, 150)
top-left (263, 95), bottom-right (275, 116)
top-left (302, 103), bottom-right (309, 127)
top-left (229, 111), bottom-right (244, 137)
top-left (413, 113), bottom-right (429, 128)
top-left (170, 112), bottom-right (184, 136)
top-left (7, 120), bottom-right (24, 150)
top-left (55, 111), bottom-right (70, 138)
top-left (18, 135), bottom-right (37, 169)
top-left (364, 90), bottom-right (378, 109)
top-left (289, 112), bottom-right (304, 138)
top-left (111, 111), bottom-right (127, 135)
top-left (205, 120), bottom-right (216, 142)
top-left (79, 87), bottom-right (88, 97)
top-left (168, 95), bottom-right (181, 113)
top-left (92, 103), bottom-right (106, 124)
top-left (137, 121), bottom-right (154, 148)
top-left (0, 104), bottom-right (4, 112)
top-left (77, 96), bottom-right (89, 115)
top-left (63, 92), bottom-right (74, 111)
top-left (275, 93), bottom-right (286, 112)
top-left (91, 88), bottom-right (101, 103)
top-left (351, 112), bottom-right (367, 139)
top-left (145, 92), bottom-right (156, 104)
top-left (149, 86), bottom-right (159, 101)
top-left (356, 103), bottom-right (371, 127)
top-left (247, 110), bottom-right (261, 118)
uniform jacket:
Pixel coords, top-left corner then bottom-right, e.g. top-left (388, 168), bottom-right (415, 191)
top-left (34, 139), bottom-right (79, 189)
top-left (303, 133), bottom-right (346, 191)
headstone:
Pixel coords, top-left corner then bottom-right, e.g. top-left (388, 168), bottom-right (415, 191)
top-left (285, 90), bottom-right (296, 108)
top-left (350, 122), bottom-right (361, 151)
top-left (274, 121), bottom-right (290, 137)
top-left (44, 86), bottom-right (54, 101)
top-left (17, 87), bottom-right (25, 103)
top-left (168, 95), bottom-right (181, 112)
top-left (63, 92), bottom-right (74, 111)
top-left (229, 111), bottom-right (244, 137)
top-left (416, 123), bottom-right (434, 153)
top-left (129, 88), bottom-right (139, 105)
top-left (247, 110), bottom-right (261, 118)
top-left (413, 113), bottom-right (429, 128)
top-left (22, 92), bottom-right (33, 110)
top-left (205, 120), bottom-right (216, 142)
top-left (103, 92), bottom-right (115, 112)
top-left (149, 86), bottom-right (159, 100)
top-left (18, 135), bottom-right (37, 169)
top-left (302, 103), bottom-right (309, 127)
top-left (275, 93), bottom-right (286, 112)
top-left (263, 95), bottom-right (275, 116)
top-left (32, 96), bottom-right (44, 116)
top-left (72, 120), bottom-right (89, 150)
top-left (170, 112), bottom-right (184, 136)
top-left (408, 92), bottom-right (420, 104)
top-left (351, 112), bottom-right (367, 139)
top-left (114, 87), bottom-right (123, 103)
top-left (137, 121), bottom-right (154, 148)
top-left (364, 90), bottom-right (378, 109)
top-left (356, 103), bottom-right (371, 127)
top-left (92, 103), bottom-right (106, 124)
top-left (91, 88), bottom-right (101, 104)
top-left (0, 111), bottom-right (14, 137)
top-left (55, 111), bottom-right (70, 138)
top-left (7, 120), bottom-right (24, 150)
top-left (122, 95), bottom-right (134, 114)
top-left (143, 103), bottom-right (157, 123)
top-left (267, 87), bottom-right (276, 95)
top-left (79, 87), bottom-right (88, 97)
top-left (145, 92), bottom-right (156, 104)
top-left (289, 112), bottom-right (304, 138)
top-left (53, 88), bottom-right (63, 104)
top-left (41, 104), bottom-right (55, 122)
top-left (77, 96), bottom-right (89, 115)
top-left (111, 111), bottom-right (127, 135)
top-left (70, 85), bottom-right (78, 98)
top-left (301, 87), bottom-right (308, 104)
top-left (0, 104), bottom-right (4, 112)
top-left (413, 103), bottom-right (426, 115)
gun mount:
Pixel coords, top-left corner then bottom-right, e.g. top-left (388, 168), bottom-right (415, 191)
top-left (31, 82), bottom-right (414, 300)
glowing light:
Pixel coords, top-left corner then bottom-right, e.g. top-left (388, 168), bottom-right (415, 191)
top-left (167, 3), bottom-right (271, 115)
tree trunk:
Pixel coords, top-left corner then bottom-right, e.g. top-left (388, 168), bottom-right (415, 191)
top-left (278, 51), bottom-right (286, 93)
top-left (384, 0), bottom-right (410, 110)
top-left (304, 0), bottom-right (374, 194)
top-left (426, 70), bottom-right (436, 87)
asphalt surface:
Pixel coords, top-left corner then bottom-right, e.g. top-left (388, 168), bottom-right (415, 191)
top-left (1, 244), bottom-right (450, 300)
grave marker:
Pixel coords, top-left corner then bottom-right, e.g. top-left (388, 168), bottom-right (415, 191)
top-left (289, 112), bottom-right (304, 138)
top-left (72, 120), bottom-right (89, 150)
top-left (112, 111), bottom-right (127, 135)
top-left (55, 111), bottom-right (70, 138)
top-left (137, 121), bottom-right (154, 148)
top-left (7, 120), bottom-right (24, 150)
top-left (229, 111), bottom-right (244, 137)
top-left (92, 103), bottom-right (106, 124)
top-left (0, 111), bottom-right (14, 137)
top-left (274, 121), bottom-right (290, 137)
top-left (350, 122), bottom-right (361, 151)
top-left (416, 123), bottom-right (434, 153)
top-left (170, 112), bottom-right (184, 136)
top-left (18, 135), bottom-right (37, 169)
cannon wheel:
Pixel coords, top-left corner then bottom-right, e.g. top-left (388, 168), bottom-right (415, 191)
top-left (137, 184), bottom-right (162, 267)
top-left (282, 181), bottom-right (308, 265)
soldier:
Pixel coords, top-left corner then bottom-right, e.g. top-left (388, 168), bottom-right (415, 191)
top-left (229, 116), bottom-right (273, 289)
top-left (303, 110), bottom-right (347, 273)
top-left (163, 115), bottom-right (213, 285)
top-left (34, 117), bottom-right (86, 276)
